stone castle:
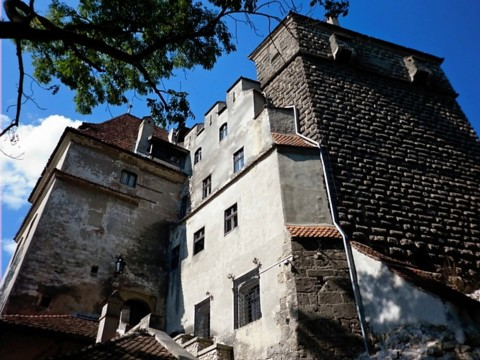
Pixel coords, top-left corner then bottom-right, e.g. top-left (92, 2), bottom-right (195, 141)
top-left (1, 13), bottom-right (480, 360)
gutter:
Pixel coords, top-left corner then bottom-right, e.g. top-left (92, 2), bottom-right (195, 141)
top-left (287, 105), bottom-right (370, 354)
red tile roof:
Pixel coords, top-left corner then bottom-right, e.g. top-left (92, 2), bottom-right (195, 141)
top-left (287, 225), bottom-right (341, 238)
top-left (77, 114), bottom-right (168, 152)
top-left (0, 314), bottom-right (98, 340)
top-left (271, 132), bottom-right (317, 148)
top-left (50, 331), bottom-right (176, 359)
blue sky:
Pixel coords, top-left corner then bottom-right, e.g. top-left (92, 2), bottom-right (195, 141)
top-left (1, 0), bottom-right (480, 278)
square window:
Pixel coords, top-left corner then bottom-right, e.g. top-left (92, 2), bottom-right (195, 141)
top-left (234, 268), bottom-right (261, 328)
top-left (219, 123), bottom-right (228, 141)
top-left (202, 175), bottom-right (212, 199)
top-left (193, 228), bottom-right (205, 255)
top-left (194, 148), bottom-right (202, 165)
top-left (194, 298), bottom-right (210, 339)
top-left (224, 204), bottom-right (238, 234)
top-left (120, 170), bottom-right (137, 187)
top-left (171, 245), bottom-right (180, 270)
top-left (233, 148), bottom-right (244, 173)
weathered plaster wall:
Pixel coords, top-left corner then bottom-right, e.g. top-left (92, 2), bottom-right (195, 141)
top-left (167, 151), bottom-right (298, 360)
top-left (277, 148), bottom-right (332, 225)
top-left (2, 136), bottom-right (184, 318)
top-left (183, 79), bottom-right (268, 209)
top-left (353, 248), bottom-right (480, 343)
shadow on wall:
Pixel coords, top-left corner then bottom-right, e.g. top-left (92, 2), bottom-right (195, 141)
top-left (166, 222), bottom-right (187, 336)
top-left (355, 251), bottom-right (480, 344)
top-left (296, 309), bottom-right (365, 359)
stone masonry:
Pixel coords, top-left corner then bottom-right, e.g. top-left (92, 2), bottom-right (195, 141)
top-left (250, 14), bottom-right (480, 291)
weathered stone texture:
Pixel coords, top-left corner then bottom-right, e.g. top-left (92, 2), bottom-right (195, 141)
top-left (291, 237), bottom-right (363, 359)
top-left (253, 14), bottom-right (480, 290)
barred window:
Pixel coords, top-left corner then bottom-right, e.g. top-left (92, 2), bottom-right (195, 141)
top-left (234, 268), bottom-right (261, 328)
top-left (202, 175), bottom-right (212, 199)
top-left (193, 228), bottom-right (205, 255)
top-left (233, 148), bottom-right (244, 173)
top-left (194, 298), bottom-right (210, 339)
top-left (219, 123), bottom-right (228, 141)
top-left (194, 148), bottom-right (202, 164)
top-left (224, 204), bottom-right (238, 234)
top-left (120, 170), bottom-right (137, 187)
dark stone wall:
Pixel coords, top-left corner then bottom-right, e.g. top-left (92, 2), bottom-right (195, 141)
top-left (253, 14), bottom-right (480, 291)
top-left (292, 237), bottom-right (363, 359)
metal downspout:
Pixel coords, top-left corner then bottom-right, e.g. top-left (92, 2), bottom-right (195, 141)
top-left (287, 105), bottom-right (370, 354)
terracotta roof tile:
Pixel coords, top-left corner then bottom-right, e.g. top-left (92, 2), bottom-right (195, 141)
top-left (287, 225), bottom-right (341, 238)
top-left (77, 114), bottom-right (168, 152)
top-left (49, 331), bottom-right (176, 359)
top-left (271, 132), bottom-right (316, 148)
top-left (0, 314), bottom-right (98, 340)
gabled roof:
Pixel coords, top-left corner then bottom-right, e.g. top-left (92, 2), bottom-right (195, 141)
top-left (77, 113), bottom-right (168, 152)
top-left (0, 314), bottom-right (98, 340)
top-left (287, 225), bottom-right (341, 238)
top-left (272, 133), bottom-right (317, 148)
top-left (49, 331), bottom-right (177, 360)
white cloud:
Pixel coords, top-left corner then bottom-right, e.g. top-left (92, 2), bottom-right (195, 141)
top-left (0, 115), bottom-right (82, 209)
top-left (2, 238), bottom-right (17, 256)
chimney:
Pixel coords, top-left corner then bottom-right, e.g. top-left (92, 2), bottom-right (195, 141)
top-left (134, 116), bottom-right (154, 155)
top-left (96, 291), bottom-right (123, 343)
top-left (327, 17), bottom-right (340, 26)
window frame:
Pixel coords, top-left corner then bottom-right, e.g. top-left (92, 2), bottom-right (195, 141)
top-left (202, 175), bottom-right (212, 199)
top-left (224, 203), bottom-right (238, 234)
top-left (193, 227), bottom-right (205, 255)
top-left (234, 268), bottom-right (261, 329)
top-left (233, 147), bottom-right (244, 173)
top-left (120, 170), bottom-right (137, 188)
top-left (194, 298), bottom-right (211, 339)
top-left (219, 123), bottom-right (228, 141)
top-left (194, 148), bottom-right (202, 165)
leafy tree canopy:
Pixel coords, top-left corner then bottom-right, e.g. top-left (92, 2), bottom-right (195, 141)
top-left (1, 0), bottom-right (349, 135)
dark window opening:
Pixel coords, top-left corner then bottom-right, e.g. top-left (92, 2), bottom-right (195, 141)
top-left (194, 298), bottom-right (211, 338)
top-left (180, 195), bottom-right (190, 218)
top-left (194, 228), bottom-right (205, 255)
top-left (234, 268), bottom-right (261, 328)
top-left (171, 245), bottom-right (180, 270)
top-left (91, 265), bottom-right (99, 275)
top-left (224, 204), bottom-right (238, 234)
top-left (124, 300), bottom-right (150, 328)
top-left (38, 294), bottom-right (52, 308)
top-left (233, 148), bottom-right (244, 173)
top-left (219, 123), bottom-right (228, 141)
top-left (194, 148), bottom-right (202, 164)
top-left (202, 175), bottom-right (212, 199)
top-left (120, 170), bottom-right (137, 187)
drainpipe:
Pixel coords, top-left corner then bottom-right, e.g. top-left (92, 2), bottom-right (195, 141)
top-left (287, 105), bottom-right (370, 354)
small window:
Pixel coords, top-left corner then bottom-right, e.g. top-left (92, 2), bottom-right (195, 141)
top-left (193, 228), bottom-right (205, 255)
top-left (180, 195), bottom-right (190, 218)
top-left (202, 175), bottom-right (212, 199)
top-left (171, 245), bottom-right (180, 270)
top-left (90, 265), bottom-right (99, 275)
top-left (224, 204), bottom-right (238, 234)
top-left (233, 148), bottom-right (244, 173)
top-left (194, 298), bottom-right (211, 339)
top-left (38, 294), bottom-right (52, 308)
top-left (234, 268), bottom-right (261, 328)
top-left (120, 170), bottom-right (137, 187)
top-left (194, 148), bottom-right (202, 165)
top-left (219, 123), bottom-right (228, 141)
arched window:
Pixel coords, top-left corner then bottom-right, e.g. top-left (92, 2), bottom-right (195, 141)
top-left (121, 299), bottom-right (151, 328)
top-left (219, 123), bottom-right (228, 141)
